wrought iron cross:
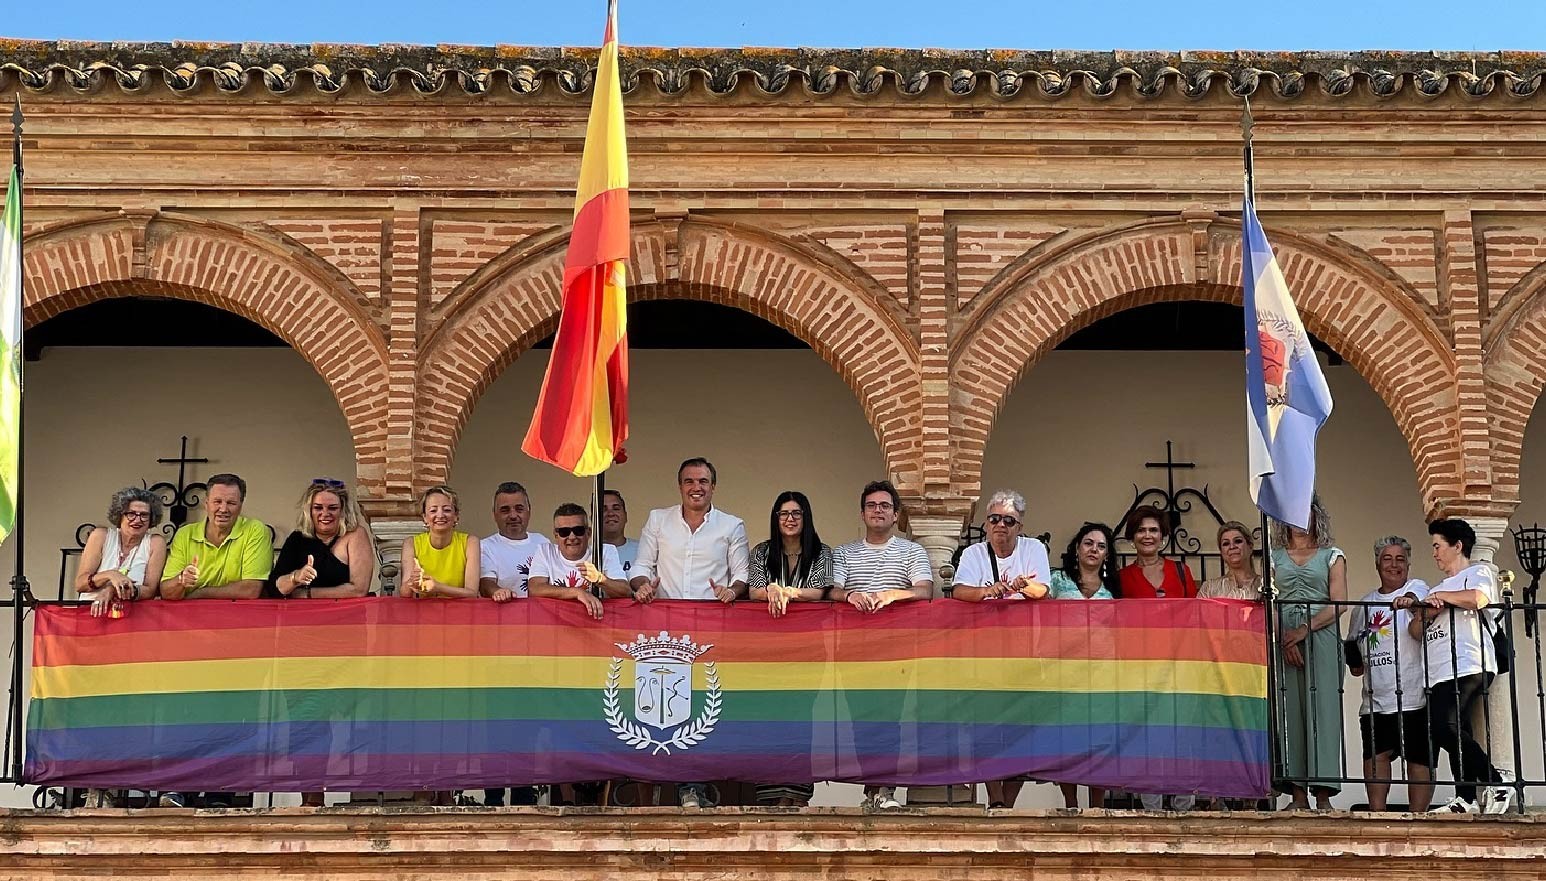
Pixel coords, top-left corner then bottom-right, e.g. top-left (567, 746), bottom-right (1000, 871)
top-left (150, 436), bottom-right (210, 532)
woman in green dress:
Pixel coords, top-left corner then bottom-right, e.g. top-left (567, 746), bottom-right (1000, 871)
top-left (1271, 494), bottom-right (1349, 810)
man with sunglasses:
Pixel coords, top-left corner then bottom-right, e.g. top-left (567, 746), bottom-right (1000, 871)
top-left (528, 503), bottom-right (632, 617)
top-left (950, 489), bottom-right (1051, 603)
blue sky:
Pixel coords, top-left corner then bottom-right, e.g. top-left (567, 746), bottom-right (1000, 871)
top-left (3, 0), bottom-right (1544, 50)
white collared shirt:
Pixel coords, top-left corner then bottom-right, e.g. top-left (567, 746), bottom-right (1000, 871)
top-left (632, 505), bottom-right (750, 601)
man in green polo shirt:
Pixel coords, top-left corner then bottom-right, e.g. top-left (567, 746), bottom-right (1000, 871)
top-left (160, 472), bottom-right (270, 601)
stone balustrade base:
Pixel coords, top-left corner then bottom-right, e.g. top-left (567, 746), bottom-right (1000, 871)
top-left (2, 807), bottom-right (1542, 880)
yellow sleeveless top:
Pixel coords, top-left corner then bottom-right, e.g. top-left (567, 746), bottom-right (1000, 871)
top-left (413, 531), bottom-right (469, 588)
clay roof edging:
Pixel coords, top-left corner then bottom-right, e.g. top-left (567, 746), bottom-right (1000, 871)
top-left (0, 42), bottom-right (1543, 100)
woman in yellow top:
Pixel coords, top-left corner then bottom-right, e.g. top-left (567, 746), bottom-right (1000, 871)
top-left (399, 485), bottom-right (481, 598)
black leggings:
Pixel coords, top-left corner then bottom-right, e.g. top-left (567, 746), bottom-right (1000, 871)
top-left (1427, 672), bottom-right (1501, 802)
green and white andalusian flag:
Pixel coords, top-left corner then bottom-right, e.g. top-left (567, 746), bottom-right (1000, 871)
top-left (0, 162), bottom-right (21, 540)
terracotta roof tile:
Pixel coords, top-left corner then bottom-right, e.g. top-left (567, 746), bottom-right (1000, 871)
top-left (1, 40), bottom-right (1543, 100)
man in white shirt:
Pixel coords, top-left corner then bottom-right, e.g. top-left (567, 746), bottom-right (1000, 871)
top-left (1346, 536), bottom-right (1433, 811)
top-left (830, 479), bottom-right (934, 811)
top-left (478, 482), bottom-right (551, 602)
top-left (630, 457), bottom-right (749, 604)
top-left (601, 490), bottom-right (640, 577)
top-left (529, 503), bottom-right (631, 617)
top-left (950, 489), bottom-right (1051, 604)
top-left (628, 457), bottom-right (750, 808)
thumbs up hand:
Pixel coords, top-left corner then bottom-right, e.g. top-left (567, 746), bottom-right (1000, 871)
top-left (296, 555), bottom-right (318, 587)
top-left (179, 555), bottom-right (201, 590)
top-left (580, 560), bottom-right (604, 585)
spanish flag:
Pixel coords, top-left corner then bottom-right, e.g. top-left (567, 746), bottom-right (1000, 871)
top-left (522, 0), bottom-right (629, 477)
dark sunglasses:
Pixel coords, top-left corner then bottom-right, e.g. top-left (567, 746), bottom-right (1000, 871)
top-left (555, 525), bottom-right (590, 538)
top-left (311, 477), bottom-right (347, 490)
top-left (986, 513), bottom-right (1021, 528)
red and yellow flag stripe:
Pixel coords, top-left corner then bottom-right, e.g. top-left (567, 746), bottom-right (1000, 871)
top-left (522, 1), bottom-right (629, 476)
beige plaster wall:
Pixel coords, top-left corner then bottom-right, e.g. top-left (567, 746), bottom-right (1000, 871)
top-left (450, 349), bottom-right (887, 550)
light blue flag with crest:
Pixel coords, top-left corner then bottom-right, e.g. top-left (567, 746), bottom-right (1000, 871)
top-left (1242, 195), bottom-right (1333, 530)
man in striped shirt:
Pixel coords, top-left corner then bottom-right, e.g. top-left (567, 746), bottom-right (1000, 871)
top-left (830, 479), bottom-right (935, 809)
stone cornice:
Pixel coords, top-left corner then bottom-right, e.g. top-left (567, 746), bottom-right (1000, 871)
top-left (1, 41), bottom-right (1544, 101)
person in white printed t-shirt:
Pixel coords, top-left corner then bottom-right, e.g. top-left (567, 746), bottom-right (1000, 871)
top-left (830, 479), bottom-right (934, 812)
top-left (1394, 518), bottom-right (1512, 815)
top-left (950, 489), bottom-right (1051, 604)
top-left (528, 503), bottom-right (631, 617)
top-left (629, 457), bottom-right (750, 808)
top-left (1346, 536), bottom-right (1433, 812)
top-left (474, 481), bottom-right (550, 807)
top-left (478, 482), bottom-right (551, 603)
top-left (947, 488), bottom-right (1050, 810)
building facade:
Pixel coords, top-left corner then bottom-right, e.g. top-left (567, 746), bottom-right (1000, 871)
top-left (4, 44), bottom-right (1546, 581)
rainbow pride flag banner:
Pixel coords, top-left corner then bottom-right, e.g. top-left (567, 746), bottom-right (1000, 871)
top-left (27, 597), bottom-right (1268, 796)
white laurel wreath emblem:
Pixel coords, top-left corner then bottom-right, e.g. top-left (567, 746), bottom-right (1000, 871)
top-left (604, 657), bottom-right (722, 755)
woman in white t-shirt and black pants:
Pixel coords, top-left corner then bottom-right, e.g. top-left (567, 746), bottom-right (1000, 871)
top-left (1395, 519), bottom-right (1512, 814)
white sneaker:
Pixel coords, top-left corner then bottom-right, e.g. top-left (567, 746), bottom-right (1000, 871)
top-left (1430, 796), bottom-right (1479, 815)
top-left (1482, 785), bottom-right (1515, 815)
top-left (679, 790), bottom-right (701, 809)
top-left (873, 787), bottom-right (901, 810)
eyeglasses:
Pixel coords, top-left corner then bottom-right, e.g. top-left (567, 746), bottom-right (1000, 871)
top-left (777, 510), bottom-right (804, 520)
top-left (987, 513), bottom-right (1021, 528)
top-left (122, 511), bottom-right (151, 522)
top-left (311, 478), bottom-right (347, 490)
top-left (555, 525), bottom-right (590, 538)
top-left (863, 501), bottom-right (895, 512)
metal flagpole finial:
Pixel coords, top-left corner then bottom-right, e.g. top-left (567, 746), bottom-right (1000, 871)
top-left (9, 96), bottom-right (21, 170)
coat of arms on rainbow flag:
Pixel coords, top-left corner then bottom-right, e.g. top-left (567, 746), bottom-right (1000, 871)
top-left (606, 631), bottom-right (721, 754)
top-left (27, 597), bottom-right (1268, 796)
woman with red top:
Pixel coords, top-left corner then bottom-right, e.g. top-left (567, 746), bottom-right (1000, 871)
top-left (1118, 505), bottom-right (1198, 599)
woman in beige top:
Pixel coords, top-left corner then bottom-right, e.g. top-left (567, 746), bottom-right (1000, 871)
top-left (1199, 521), bottom-right (1263, 601)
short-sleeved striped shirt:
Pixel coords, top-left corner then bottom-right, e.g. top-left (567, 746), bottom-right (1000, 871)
top-left (833, 536), bottom-right (933, 593)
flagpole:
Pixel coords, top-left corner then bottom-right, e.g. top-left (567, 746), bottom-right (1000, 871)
top-left (1243, 93), bottom-right (1282, 796)
top-left (7, 95), bottom-right (27, 782)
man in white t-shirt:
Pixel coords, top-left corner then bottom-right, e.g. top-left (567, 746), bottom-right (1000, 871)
top-left (951, 489), bottom-right (1051, 604)
top-left (601, 490), bottom-right (640, 577)
top-left (1346, 536), bottom-right (1433, 811)
top-left (478, 481), bottom-right (551, 602)
top-left (831, 479), bottom-right (934, 811)
top-left (529, 503), bottom-right (631, 618)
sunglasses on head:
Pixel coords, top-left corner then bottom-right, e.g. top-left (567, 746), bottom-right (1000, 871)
top-left (555, 525), bottom-right (590, 538)
top-left (311, 477), bottom-right (347, 490)
top-left (986, 513), bottom-right (1020, 528)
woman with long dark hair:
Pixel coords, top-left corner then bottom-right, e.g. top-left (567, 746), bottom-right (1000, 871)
top-left (1047, 522), bottom-right (1118, 810)
top-left (747, 491), bottom-right (833, 806)
top-left (1050, 522), bottom-right (1122, 601)
top-left (748, 490), bottom-right (833, 619)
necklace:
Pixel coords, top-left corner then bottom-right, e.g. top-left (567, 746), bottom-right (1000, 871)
top-left (781, 551), bottom-right (803, 586)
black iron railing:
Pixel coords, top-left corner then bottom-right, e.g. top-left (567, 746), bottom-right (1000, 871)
top-left (1268, 586), bottom-right (1542, 813)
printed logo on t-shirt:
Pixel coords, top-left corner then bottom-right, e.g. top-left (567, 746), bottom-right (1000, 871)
top-left (517, 556), bottom-right (533, 592)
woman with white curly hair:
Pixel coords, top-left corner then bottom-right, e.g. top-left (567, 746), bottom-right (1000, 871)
top-left (75, 486), bottom-right (167, 617)
top-left (1271, 493), bottom-right (1348, 810)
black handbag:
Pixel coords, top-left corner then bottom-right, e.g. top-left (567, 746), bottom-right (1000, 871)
top-left (1490, 613), bottom-right (1513, 676)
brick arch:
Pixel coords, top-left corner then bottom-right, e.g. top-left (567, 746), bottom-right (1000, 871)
top-left (415, 219), bottom-right (922, 489)
top-left (951, 217), bottom-right (1458, 512)
top-left (22, 213), bottom-right (392, 491)
top-left (1482, 260), bottom-right (1546, 508)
